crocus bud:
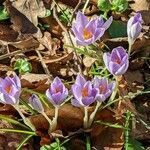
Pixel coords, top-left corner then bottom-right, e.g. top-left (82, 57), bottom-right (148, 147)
top-left (93, 77), bottom-right (115, 101)
top-left (103, 46), bottom-right (129, 76)
top-left (46, 77), bottom-right (68, 106)
top-left (72, 11), bottom-right (113, 46)
top-left (29, 94), bottom-right (44, 113)
top-left (0, 76), bottom-right (21, 105)
top-left (127, 13), bottom-right (142, 43)
top-left (71, 74), bottom-right (98, 107)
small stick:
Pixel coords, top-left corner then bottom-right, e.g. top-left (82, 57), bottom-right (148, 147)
top-left (53, 5), bottom-right (82, 73)
top-left (82, 0), bottom-right (90, 13)
top-left (70, 0), bottom-right (82, 22)
top-left (35, 50), bottom-right (52, 77)
top-left (0, 48), bottom-right (34, 60)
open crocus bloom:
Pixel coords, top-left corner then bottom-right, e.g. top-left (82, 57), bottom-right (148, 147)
top-left (93, 77), bottom-right (115, 101)
top-left (103, 46), bottom-right (129, 76)
top-left (72, 11), bottom-right (113, 46)
top-left (0, 76), bottom-right (21, 105)
top-left (71, 74), bottom-right (98, 107)
top-left (127, 13), bottom-right (142, 43)
top-left (46, 77), bottom-right (68, 106)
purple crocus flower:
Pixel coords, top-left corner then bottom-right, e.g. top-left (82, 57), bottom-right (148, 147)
top-left (29, 94), bottom-right (44, 113)
top-left (127, 13), bottom-right (142, 43)
top-left (71, 74), bottom-right (98, 107)
top-left (46, 77), bottom-right (68, 106)
top-left (0, 76), bottom-right (21, 105)
top-left (103, 46), bottom-right (129, 76)
top-left (93, 77), bottom-right (115, 101)
top-left (72, 11), bottom-right (113, 46)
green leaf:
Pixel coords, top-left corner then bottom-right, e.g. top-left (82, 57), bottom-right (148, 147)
top-left (0, 6), bottom-right (9, 20)
top-left (125, 137), bottom-right (145, 150)
top-left (14, 59), bottom-right (32, 74)
top-left (111, 0), bottom-right (128, 12)
top-left (97, 0), bottom-right (112, 12)
top-left (108, 21), bottom-right (127, 38)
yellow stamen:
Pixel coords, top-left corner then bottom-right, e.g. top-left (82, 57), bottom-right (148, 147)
top-left (5, 86), bottom-right (12, 93)
top-left (82, 88), bottom-right (88, 97)
top-left (83, 28), bottom-right (92, 40)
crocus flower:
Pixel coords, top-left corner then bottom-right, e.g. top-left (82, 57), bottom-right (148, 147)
top-left (127, 13), bottom-right (142, 43)
top-left (103, 46), bottom-right (129, 76)
top-left (0, 76), bottom-right (21, 105)
top-left (29, 94), bottom-right (44, 113)
top-left (72, 11), bottom-right (113, 46)
top-left (46, 77), bottom-right (68, 106)
top-left (71, 74), bottom-right (98, 107)
top-left (93, 77), bottom-right (115, 101)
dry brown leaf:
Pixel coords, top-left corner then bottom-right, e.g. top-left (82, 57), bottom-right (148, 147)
top-left (29, 104), bottom-right (84, 131)
top-left (130, 0), bottom-right (150, 12)
top-left (5, 0), bottom-right (38, 34)
top-left (11, 0), bottom-right (47, 27)
top-left (38, 32), bottom-right (61, 56)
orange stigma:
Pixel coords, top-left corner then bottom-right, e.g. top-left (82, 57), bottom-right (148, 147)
top-left (82, 88), bottom-right (88, 97)
top-left (5, 86), bottom-right (12, 93)
top-left (55, 87), bottom-right (61, 93)
top-left (115, 58), bottom-right (121, 64)
top-left (83, 28), bottom-right (92, 40)
top-left (99, 85), bottom-right (107, 94)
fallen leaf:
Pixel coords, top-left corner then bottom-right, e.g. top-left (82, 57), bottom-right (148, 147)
top-left (5, 0), bottom-right (38, 34)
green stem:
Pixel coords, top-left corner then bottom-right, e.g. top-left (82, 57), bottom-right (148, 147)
top-left (14, 105), bottom-right (36, 131)
top-left (0, 128), bottom-right (36, 135)
top-left (124, 111), bottom-right (132, 150)
top-left (86, 134), bottom-right (91, 150)
top-left (83, 107), bottom-right (88, 129)
top-left (109, 76), bottom-right (119, 102)
top-left (16, 135), bottom-right (33, 150)
top-left (88, 101), bottom-right (101, 127)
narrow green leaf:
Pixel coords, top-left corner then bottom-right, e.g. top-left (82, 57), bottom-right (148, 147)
top-left (0, 114), bottom-right (29, 129)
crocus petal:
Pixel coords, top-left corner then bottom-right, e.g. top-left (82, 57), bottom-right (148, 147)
top-left (96, 94), bottom-right (106, 101)
top-left (82, 97), bottom-right (96, 106)
top-left (29, 94), bottom-right (44, 112)
top-left (130, 22), bottom-right (142, 40)
top-left (103, 53), bottom-right (111, 69)
top-left (94, 28), bottom-right (105, 41)
top-left (76, 11), bottom-right (88, 27)
top-left (109, 62), bottom-right (120, 75)
top-left (115, 64), bottom-right (127, 75)
top-left (75, 74), bottom-right (86, 87)
top-left (71, 98), bottom-right (83, 107)
top-left (3, 94), bottom-right (17, 105)
top-left (102, 16), bottom-right (113, 30)
top-left (72, 84), bottom-right (82, 101)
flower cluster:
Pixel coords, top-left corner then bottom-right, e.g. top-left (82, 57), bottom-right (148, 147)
top-left (0, 11), bottom-right (141, 132)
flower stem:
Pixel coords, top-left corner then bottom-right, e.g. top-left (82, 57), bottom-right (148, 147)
top-left (41, 112), bottom-right (52, 126)
top-left (109, 76), bottom-right (119, 102)
top-left (128, 40), bottom-right (134, 56)
top-left (86, 134), bottom-right (91, 150)
top-left (88, 101), bottom-right (101, 127)
top-left (51, 106), bottom-right (59, 131)
top-left (83, 107), bottom-right (88, 129)
top-left (14, 105), bottom-right (36, 131)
